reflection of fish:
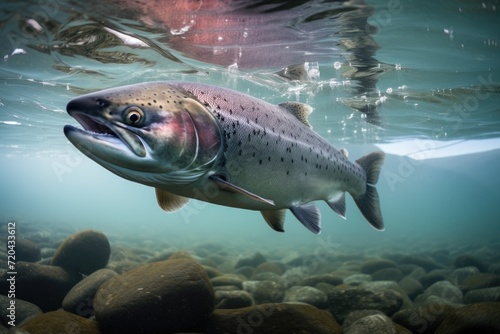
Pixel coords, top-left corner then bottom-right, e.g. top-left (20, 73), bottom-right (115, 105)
top-left (106, 0), bottom-right (377, 71)
top-left (64, 82), bottom-right (384, 234)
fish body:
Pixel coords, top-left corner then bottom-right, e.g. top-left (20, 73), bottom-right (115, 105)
top-left (64, 82), bottom-right (384, 233)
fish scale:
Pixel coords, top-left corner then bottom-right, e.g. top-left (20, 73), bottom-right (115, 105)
top-left (172, 82), bottom-right (365, 206)
top-left (64, 81), bottom-right (385, 234)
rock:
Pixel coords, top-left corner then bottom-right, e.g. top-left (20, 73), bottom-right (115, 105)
top-left (253, 262), bottom-right (284, 276)
top-left (0, 295), bottom-right (42, 326)
top-left (207, 303), bottom-right (342, 334)
top-left (243, 280), bottom-right (285, 304)
top-left (284, 286), bottom-right (327, 308)
top-left (302, 274), bottom-right (343, 287)
top-left (94, 258), bottom-right (214, 333)
top-left (415, 281), bottom-right (463, 307)
top-left (435, 302), bottom-right (500, 333)
top-left (489, 263), bottom-right (500, 275)
top-left (233, 265), bottom-right (254, 279)
top-left (235, 252), bottom-right (267, 269)
top-left (372, 268), bottom-right (404, 282)
top-left (398, 264), bottom-right (422, 276)
top-left (344, 274), bottom-right (372, 285)
top-left (15, 238), bottom-right (41, 262)
top-left (315, 282), bottom-right (338, 294)
top-left (210, 274), bottom-right (244, 289)
top-left (392, 304), bottom-right (456, 334)
top-left (62, 268), bottom-right (118, 317)
top-left (398, 276), bottom-right (424, 300)
top-left (431, 249), bottom-right (453, 266)
top-left (460, 273), bottom-right (500, 293)
top-left (400, 255), bottom-right (443, 271)
top-left (203, 265), bottom-right (224, 278)
top-left (345, 314), bottom-right (397, 334)
top-left (214, 285), bottom-right (241, 291)
top-left (19, 310), bottom-right (100, 334)
top-left (40, 247), bottom-right (56, 259)
top-left (362, 281), bottom-right (414, 310)
top-left (448, 266), bottom-right (480, 286)
top-left (251, 272), bottom-right (285, 285)
top-left (343, 309), bottom-right (385, 329)
top-left (406, 267), bottom-right (426, 280)
top-left (361, 259), bottom-right (397, 274)
top-left (454, 254), bottom-right (488, 272)
top-left (167, 250), bottom-right (194, 261)
top-left (51, 230), bottom-right (110, 275)
top-left (464, 286), bottom-right (500, 303)
top-left (418, 272), bottom-right (447, 289)
top-left (106, 260), bottom-right (141, 274)
top-left (0, 262), bottom-right (81, 311)
top-left (215, 290), bottom-right (254, 309)
top-left (328, 287), bottom-right (403, 322)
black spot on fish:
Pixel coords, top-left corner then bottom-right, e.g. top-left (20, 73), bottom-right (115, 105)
top-left (252, 152), bottom-right (256, 158)
top-left (259, 159), bottom-right (262, 165)
top-left (281, 157), bottom-right (284, 162)
top-left (287, 170), bottom-right (290, 175)
top-left (268, 156), bottom-right (271, 162)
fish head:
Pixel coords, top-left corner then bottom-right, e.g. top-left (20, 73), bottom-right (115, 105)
top-left (64, 82), bottom-right (222, 185)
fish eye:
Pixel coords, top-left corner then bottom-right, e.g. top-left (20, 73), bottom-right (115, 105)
top-left (124, 107), bottom-right (144, 126)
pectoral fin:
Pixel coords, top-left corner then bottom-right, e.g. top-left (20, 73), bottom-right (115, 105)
top-left (210, 175), bottom-right (275, 206)
top-left (261, 209), bottom-right (286, 232)
top-left (155, 188), bottom-right (190, 212)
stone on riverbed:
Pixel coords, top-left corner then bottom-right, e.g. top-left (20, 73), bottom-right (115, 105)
top-left (94, 257), bottom-right (214, 333)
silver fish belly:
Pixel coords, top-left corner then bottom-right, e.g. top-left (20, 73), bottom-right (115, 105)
top-left (64, 81), bottom-right (385, 234)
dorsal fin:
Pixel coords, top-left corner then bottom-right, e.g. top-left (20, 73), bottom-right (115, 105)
top-left (155, 188), bottom-right (190, 212)
top-left (278, 102), bottom-right (313, 128)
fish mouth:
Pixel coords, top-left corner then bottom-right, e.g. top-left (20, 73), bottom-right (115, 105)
top-left (64, 110), bottom-right (147, 158)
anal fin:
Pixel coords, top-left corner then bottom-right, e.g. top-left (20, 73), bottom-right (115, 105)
top-left (326, 193), bottom-right (346, 219)
top-left (210, 175), bottom-right (275, 206)
top-left (261, 209), bottom-right (286, 232)
top-left (290, 205), bottom-right (321, 234)
top-left (155, 188), bottom-right (190, 212)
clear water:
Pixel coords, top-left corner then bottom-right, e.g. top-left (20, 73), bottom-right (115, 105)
top-left (1, 0), bottom-right (500, 254)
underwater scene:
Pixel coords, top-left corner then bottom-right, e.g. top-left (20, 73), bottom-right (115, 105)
top-left (1, 0), bottom-right (500, 333)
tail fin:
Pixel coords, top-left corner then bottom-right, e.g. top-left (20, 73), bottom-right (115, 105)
top-left (353, 151), bottom-right (385, 230)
